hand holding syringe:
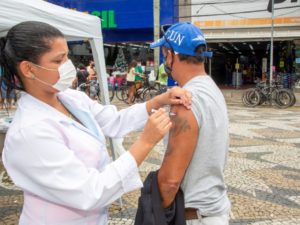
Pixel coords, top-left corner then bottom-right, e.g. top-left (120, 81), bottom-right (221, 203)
top-left (151, 109), bottom-right (176, 117)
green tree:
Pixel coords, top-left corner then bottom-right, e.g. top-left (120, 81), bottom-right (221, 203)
top-left (113, 48), bottom-right (127, 73)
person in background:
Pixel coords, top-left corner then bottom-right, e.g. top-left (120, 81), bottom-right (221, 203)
top-left (87, 60), bottom-right (97, 81)
top-left (135, 59), bottom-right (144, 90)
top-left (0, 82), bottom-right (16, 110)
top-left (151, 22), bottom-right (231, 225)
top-left (86, 61), bottom-right (99, 100)
top-left (0, 67), bottom-right (16, 110)
top-left (126, 60), bottom-right (138, 105)
top-left (73, 63), bottom-right (89, 96)
top-left (0, 21), bottom-right (192, 225)
top-left (141, 61), bottom-right (146, 74)
top-left (158, 63), bottom-right (168, 91)
top-left (74, 63), bottom-right (88, 88)
top-left (225, 59), bottom-right (232, 86)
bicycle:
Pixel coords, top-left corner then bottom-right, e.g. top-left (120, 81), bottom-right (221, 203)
top-left (115, 78), bottom-right (128, 101)
top-left (242, 80), bottom-right (296, 108)
top-left (77, 80), bottom-right (114, 102)
top-left (142, 81), bottom-right (168, 101)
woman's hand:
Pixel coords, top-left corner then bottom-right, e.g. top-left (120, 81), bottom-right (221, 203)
top-left (129, 108), bottom-right (172, 166)
top-left (146, 87), bottom-right (192, 113)
top-left (140, 108), bottom-right (172, 148)
top-left (163, 87), bottom-right (192, 109)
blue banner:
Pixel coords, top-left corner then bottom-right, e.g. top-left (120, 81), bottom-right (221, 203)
top-left (47, 0), bottom-right (153, 29)
top-left (47, 0), bottom-right (178, 42)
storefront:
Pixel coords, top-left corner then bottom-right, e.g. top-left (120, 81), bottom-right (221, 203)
top-left (179, 0), bottom-right (300, 88)
top-left (47, 0), bottom-right (178, 67)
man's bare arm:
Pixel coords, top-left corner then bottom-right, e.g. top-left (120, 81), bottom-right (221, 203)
top-left (157, 105), bottom-right (199, 208)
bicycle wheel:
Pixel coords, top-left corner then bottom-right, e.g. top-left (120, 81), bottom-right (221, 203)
top-left (274, 89), bottom-right (292, 109)
top-left (115, 80), bottom-right (127, 101)
top-left (143, 87), bottom-right (159, 102)
top-left (134, 87), bottom-right (146, 103)
top-left (285, 89), bottom-right (296, 107)
top-left (248, 90), bottom-right (261, 107)
top-left (242, 89), bottom-right (260, 107)
top-left (115, 86), bottom-right (122, 101)
top-left (121, 87), bottom-right (129, 102)
top-left (290, 93), bottom-right (296, 107)
top-left (242, 89), bottom-right (254, 107)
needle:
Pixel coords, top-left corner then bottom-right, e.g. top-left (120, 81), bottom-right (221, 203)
top-left (151, 109), bottom-right (176, 117)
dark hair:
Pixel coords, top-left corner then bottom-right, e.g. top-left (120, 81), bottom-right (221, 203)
top-left (89, 60), bottom-right (95, 68)
top-left (177, 45), bottom-right (206, 64)
top-left (77, 63), bottom-right (86, 70)
top-left (0, 21), bottom-right (64, 91)
top-left (128, 60), bottom-right (137, 72)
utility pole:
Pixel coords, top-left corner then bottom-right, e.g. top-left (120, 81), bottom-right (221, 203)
top-left (153, 0), bottom-right (160, 77)
top-left (269, 0), bottom-right (274, 84)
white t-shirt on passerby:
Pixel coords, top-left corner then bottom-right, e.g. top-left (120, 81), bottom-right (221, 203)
top-left (126, 68), bottom-right (135, 82)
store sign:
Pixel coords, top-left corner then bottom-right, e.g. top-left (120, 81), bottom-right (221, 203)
top-left (90, 10), bottom-right (117, 28)
top-left (268, 0), bottom-right (298, 12)
top-left (191, 0), bottom-right (300, 28)
top-left (47, 0), bottom-right (153, 29)
top-left (71, 9), bottom-right (117, 28)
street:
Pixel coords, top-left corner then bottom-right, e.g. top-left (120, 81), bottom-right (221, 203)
top-left (0, 101), bottom-right (300, 225)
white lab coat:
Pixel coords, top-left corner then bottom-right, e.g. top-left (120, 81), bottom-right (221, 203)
top-left (2, 89), bottom-right (149, 225)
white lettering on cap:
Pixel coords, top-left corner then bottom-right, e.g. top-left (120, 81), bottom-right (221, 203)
top-left (168, 30), bottom-right (177, 41)
top-left (175, 34), bottom-right (185, 46)
top-left (167, 30), bottom-right (185, 46)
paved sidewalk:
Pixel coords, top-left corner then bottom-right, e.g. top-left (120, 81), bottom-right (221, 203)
top-left (0, 99), bottom-right (300, 225)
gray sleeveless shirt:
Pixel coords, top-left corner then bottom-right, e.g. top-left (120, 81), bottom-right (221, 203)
top-left (181, 75), bottom-right (231, 216)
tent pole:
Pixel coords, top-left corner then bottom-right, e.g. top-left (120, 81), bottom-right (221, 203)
top-left (269, 0), bottom-right (274, 85)
top-left (89, 38), bottom-right (110, 104)
top-left (153, 0), bottom-right (160, 77)
top-left (89, 38), bottom-right (122, 208)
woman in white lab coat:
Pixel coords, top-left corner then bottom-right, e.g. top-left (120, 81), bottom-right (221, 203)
top-left (0, 21), bottom-right (192, 225)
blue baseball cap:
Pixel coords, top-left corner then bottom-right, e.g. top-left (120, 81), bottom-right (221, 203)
top-left (150, 22), bottom-right (212, 58)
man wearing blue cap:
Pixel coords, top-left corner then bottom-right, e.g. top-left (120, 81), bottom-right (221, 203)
top-left (151, 22), bottom-right (230, 225)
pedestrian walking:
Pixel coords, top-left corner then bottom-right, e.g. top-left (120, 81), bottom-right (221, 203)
top-left (126, 60), bottom-right (138, 105)
top-left (134, 59), bottom-right (144, 90)
top-left (158, 62), bottom-right (168, 89)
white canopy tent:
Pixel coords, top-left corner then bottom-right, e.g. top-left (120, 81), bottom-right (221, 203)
top-left (0, 0), bottom-right (110, 104)
top-left (0, 0), bottom-right (122, 160)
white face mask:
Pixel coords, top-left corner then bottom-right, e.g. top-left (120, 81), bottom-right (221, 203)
top-left (54, 59), bottom-right (76, 91)
top-left (31, 59), bottom-right (76, 92)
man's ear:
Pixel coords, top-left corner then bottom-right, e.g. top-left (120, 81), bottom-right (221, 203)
top-left (166, 49), bottom-right (174, 65)
top-left (19, 61), bottom-right (34, 79)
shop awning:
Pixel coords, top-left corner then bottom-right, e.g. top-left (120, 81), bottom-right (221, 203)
top-left (203, 27), bottom-right (300, 42)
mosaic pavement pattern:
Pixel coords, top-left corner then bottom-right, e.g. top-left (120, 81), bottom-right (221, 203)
top-left (0, 101), bottom-right (300, 225)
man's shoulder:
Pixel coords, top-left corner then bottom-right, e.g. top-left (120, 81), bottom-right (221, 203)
top-left (185, 76), bottom-right (220, 94)
top-left (170, 104), bottom-right (198, 126)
